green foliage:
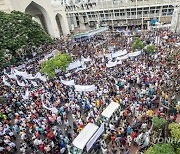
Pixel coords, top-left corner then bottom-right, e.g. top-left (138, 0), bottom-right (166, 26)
top-left (132, 38), bottom-right (145, 51)
top-left (147, 45), bottom-right (156, 54)
top-left (0, 11), bottom-right (53, 68)
top-left (40, 54), bottom-right (72, 78)
top-left (152, 116), bottom-right (166, 130)
top-left (0, 112), bottom-right (7, 120)
top-left (168, 123), bottom-right (180, 154)
top-left (175, 147), bottom-right (180, 154)
top-left (145, 144), bottom-right (175, 154)
top-left (169, 123), bottom-right (180, 140)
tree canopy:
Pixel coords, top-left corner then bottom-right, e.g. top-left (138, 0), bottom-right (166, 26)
top-left (169, 123), bottom-right (180, 154)
top-left (169, 123), bottom-right (180, 140)
top-left (147, 45), bottom-right (156, 54)
top-left (145, 143), bottom-right (176, 154)
top-left (132, 38), bottom-right (145, 51)
top-left (40, 54), bottom-right (72, 78)
top-left (0, 11), bottom-right (53, 68)
top-left (152, 116), bottom-right (166, 131)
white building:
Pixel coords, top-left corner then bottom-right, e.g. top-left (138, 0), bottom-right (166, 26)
top-left (0, 0), bottom-right (70, 37)
top-left (171, 4), bottom-right (180, 34)
top-left (0, 0), bottom-right (179, 37)
top-left (65, 0), bottom-right (180, 32)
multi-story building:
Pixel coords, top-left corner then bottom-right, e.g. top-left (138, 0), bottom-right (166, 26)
top-left (65, 0), bottom-right (180, 31)
top-left (0, 0), bottom-right (179, 37)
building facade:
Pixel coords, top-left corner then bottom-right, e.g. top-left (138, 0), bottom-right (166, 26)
top-left (0, 0), bottom-right (70, 37)
top-left (171, 4), bottom-right (180, 34)
top-left (0, 0), bottom-right (179, 37)
top-left (65, 0), bottom-right (180, 32)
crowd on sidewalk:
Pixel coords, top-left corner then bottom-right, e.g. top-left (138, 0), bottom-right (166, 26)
top-left (0, 29), bottom-right (179, 154)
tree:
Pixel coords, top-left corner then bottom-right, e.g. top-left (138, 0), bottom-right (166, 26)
top-left (168, 123), bottom-right (180, 154)
top-left (147, 45), bottom-right (156, 54)
top-left (169, 123), bottom-right (180, 140)
top-left (132, 38), bottom-right (145, 51)
top-left (0, 11), bottom-right (53, 68)
top-left (145, 143), bottom-right (175, 154)
top-left (40, 54), bottom-right (72, 78)
top-left (152, 116), bottom-right (166, 131)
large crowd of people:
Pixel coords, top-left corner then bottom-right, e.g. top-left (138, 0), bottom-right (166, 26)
top-left (0, 29), bottom-right (179, 154)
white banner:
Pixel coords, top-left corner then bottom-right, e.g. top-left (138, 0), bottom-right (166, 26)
top-left (86, 123), bottom-right (105, 152)
top-left (17, 80), bottom-right (25, 87)
top-left (7, 74), bottom-right (17, 80)
top-left (106, 61), bottom-right (117, 68)
top-left (75, 85), bottom-right (97, 92)
top-left (61, 80), bottom-right (75, 86)
top-left (11, 69), bottom-right (47, 82)
top-left (31, 81), bottom-right (38, 87)
top-left (112, 49), bottom-right (127, 58)
top-left (116, 54), bottom-right (129, 60)
top-left (117, 60), bottom-right (122, 65)
top-left (66, 60), bottom-right (83, 71)
top-left (128, 51), bottom-right (141, 57)
top-left (15, 64), bottom-right (26, 70)
top-left (42, 103), bottom-right (58, 114)
top-left (14, 69), bottom-right (34, 79)
top-left (65, 73), bottom-right (71, 77)
top-left (82, 57), bottom-right (91, 62)
top-left (3, 76), bottom-right (11, 87)
top-left (75, 65), bottom-right (86, 72)
top-left (34, 72), bottom-right (47, 82)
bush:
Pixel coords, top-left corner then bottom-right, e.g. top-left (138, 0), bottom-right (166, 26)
top-left (147, 45), bottom-right (156, 54)
top-left (145, 143), bottom-right (175, 154)
top-left (169, 123), bottom-right (180, 154)
top-left (169, 123), bottom-right (180, 140)
top-left (152, 116), bottom-right (166, 131)
top-left (132, 38), bottom-right (145, 51)
top-left (40, 54), bottom-right (72, 78)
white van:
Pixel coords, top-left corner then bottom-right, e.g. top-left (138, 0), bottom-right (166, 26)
top-left (100, 102), bottom-right (120, 122)
top-left (72, 123), bottom-right (99, 154)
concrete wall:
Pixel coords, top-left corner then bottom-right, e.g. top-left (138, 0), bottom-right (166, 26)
top-left (177, 13), bottom-right (180, 34)
top-left (2, 0), bottom-right (70, 37)
top-left (171, 6), bottom-right (180, 34)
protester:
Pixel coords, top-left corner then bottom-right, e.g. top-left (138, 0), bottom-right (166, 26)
top-left (0, 28), bottom-right (179, 153)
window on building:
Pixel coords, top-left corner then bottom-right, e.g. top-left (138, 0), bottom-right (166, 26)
top-left (150, 10), bottom-right (155, 14)
top-left (144, 11), bottom-right (148, 14)
top-left (120, 13), bottom-right (125, 16)
top-left (163, 5), bottom-right (168, 8)
top-left (156, 10), bottom-right (159, 13)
